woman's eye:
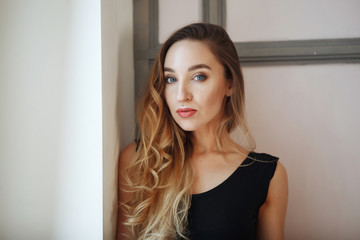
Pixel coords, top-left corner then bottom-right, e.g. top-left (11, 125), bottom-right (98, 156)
top-left (194, 75), bottom-right (206, 81)
top-left (166, 76), bottom-right (176, 83)
top-left (193, 74), bottom-right (206, 81)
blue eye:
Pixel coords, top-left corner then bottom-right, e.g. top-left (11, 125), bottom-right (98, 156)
top-left (193, 74), bottom-right (206, 81)
top-left (166, 76), bottom-right (176, 83)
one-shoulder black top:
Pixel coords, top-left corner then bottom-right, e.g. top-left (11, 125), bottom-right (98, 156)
top-left (186, 152), bottom-right (278, 240)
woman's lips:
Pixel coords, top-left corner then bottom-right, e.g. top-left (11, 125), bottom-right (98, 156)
top-left (176, 108), bottom-right (197, 118)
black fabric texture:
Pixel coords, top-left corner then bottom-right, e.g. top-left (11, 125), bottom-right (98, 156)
top-left (185, 152), bottom-right (278, 240)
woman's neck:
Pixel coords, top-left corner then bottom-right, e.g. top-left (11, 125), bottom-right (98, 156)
top-left (192, 129), bottom-right (232, 154)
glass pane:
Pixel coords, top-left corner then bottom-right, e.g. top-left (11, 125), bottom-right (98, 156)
top-left (159, 0), bottom-right (202, 43)
top-left (227, 0), bottom-right (360, 42)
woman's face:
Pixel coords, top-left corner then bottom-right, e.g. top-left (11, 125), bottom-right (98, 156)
top-left (164, 40), bottom-right (231, 132)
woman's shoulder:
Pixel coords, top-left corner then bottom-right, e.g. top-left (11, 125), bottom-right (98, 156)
top-left (118, 142), bottom-right (137, 196)
top-left (120, 142), bottom-right (137, 157)
top-left (251, 151), bottom-right (287, 192)
top-left (250, 152), bottom-right (286, 181)
top-left (119, 142), bottom-right (137, 170)
top-left (244, 151), bottom-right (284, 184)
top-left (250, 151), bottom-right (279, 163)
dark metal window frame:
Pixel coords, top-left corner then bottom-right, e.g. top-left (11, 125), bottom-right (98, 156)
top-left (134, 0), bottom-right (360, 96)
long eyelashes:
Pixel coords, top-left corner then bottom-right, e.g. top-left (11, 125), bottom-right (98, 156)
top-left (193, 74), bottom-right (207, 81)
top-left (165, 76), bottom-right (176, 83)
top-left (164, 73), bottom-right (208, 84)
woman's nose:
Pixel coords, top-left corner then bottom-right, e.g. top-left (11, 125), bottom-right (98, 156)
top-left (176, 82), bottom-right (192, 102)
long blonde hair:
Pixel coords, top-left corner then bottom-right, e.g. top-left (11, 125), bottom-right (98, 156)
top-left (122, 23), bottom-right (254, 239)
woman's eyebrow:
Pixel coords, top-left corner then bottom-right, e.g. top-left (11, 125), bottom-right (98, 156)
top-left (188, 64), bottom-right (211, 71)
top-left (164, 64), bottom-right (211, 73)
top-left (164, 67), bottom-right (175, 72)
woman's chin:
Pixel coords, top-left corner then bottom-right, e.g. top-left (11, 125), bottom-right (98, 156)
top-left (177, 123), bottom-right (197, 132)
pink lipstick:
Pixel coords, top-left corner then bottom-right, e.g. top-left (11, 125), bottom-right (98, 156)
top-left (176, 107), bottom-right (197, 118)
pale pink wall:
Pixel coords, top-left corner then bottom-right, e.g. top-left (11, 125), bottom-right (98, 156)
top-left (227, 0), bottom-right (360, 41)
top-left (226, 0), bottom-right (360, 238)
top-left (243, 64), bottom-right (360, 239)
top-left (159, 0), bottom-right (202, 43)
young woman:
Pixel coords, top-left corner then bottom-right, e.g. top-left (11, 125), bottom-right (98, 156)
top-left (117, 23), bottom-right (288, 240)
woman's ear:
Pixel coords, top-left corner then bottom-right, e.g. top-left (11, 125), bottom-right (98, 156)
top-left (225, 81), bottom-right (233, 97)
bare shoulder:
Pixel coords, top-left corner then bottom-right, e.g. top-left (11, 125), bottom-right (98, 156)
top-left (267, 161), bottom-right (288, 203)
top-left (118, 142), bottom-right (137, 186)
top-left (119, 142), bottom-right (137, 171)
top-left (257, 161), bottom-right (288, 239)
top-left (120, 142), bottom-right (137, 161)
top-left (118, 142), bottom-right (137, 200)
top-left (117, 142), bottom-right (136, 239)
top-left (274, 162), bottom-right (287, 183)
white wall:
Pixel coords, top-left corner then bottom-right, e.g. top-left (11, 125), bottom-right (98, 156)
top-left (101, 0), bottom-right (134, 239)
top-left (0, 1), bottom-right (103, 239)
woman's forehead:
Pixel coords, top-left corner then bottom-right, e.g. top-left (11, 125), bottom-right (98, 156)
top-left (164, 40), bottom-right (220, 71)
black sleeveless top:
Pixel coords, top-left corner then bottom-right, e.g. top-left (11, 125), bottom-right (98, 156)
top-left (186, 152), bottom-right (278, 240)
